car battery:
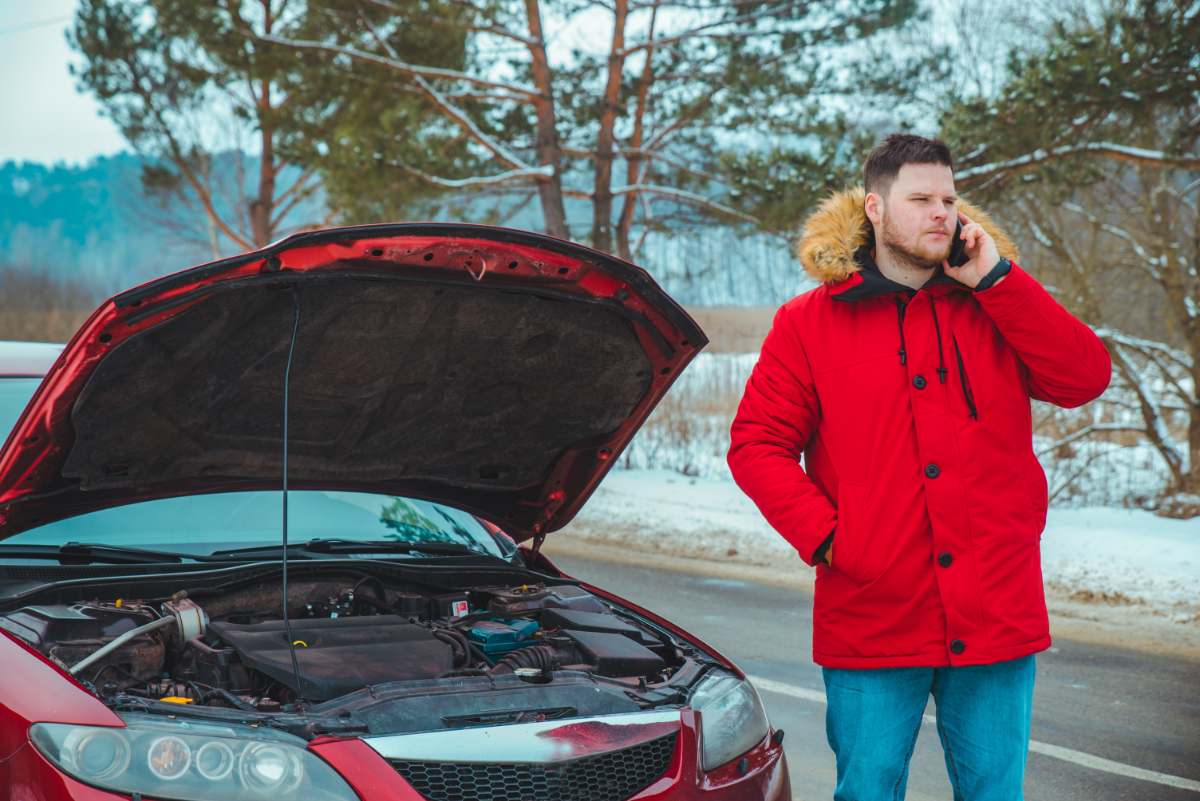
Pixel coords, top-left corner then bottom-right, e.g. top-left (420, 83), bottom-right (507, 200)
top-left (466, 618), bottom-right (540, 663)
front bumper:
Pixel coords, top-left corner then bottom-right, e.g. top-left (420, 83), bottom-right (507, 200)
top-left (317, 708), bottom-right (790, 801)
top-left (7, 708), bottom-right (790, 801)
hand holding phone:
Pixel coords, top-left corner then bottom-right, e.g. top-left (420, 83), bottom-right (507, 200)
top-left (943, 211), bottom-right (1000, 288)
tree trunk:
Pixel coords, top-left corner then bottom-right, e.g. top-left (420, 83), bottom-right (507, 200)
top-left (591, 0), bottom-right (628, 253)
top-left (523, 0), bottom-right (569, 239)
top-left (250, 77), bottom-right (277, 247)
top-left (1179, 183), bottom-right (1200, 494)
top-left (615, 5), bottom-right (657, 261)
top-left (249, 1), bottom-right (277, 248)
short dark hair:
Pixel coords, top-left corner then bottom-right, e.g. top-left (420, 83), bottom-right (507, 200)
top-left (863, 133), bottom-right (954, 197)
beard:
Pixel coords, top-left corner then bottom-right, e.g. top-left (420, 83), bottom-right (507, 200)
top-left (881, 213), bottom-right (952, 272)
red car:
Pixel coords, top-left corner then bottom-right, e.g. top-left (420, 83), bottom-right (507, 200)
top-left (0, 225), bottom-right (789, 801)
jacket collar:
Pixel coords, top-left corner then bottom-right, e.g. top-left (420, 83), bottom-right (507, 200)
top-left (828, 242), bottom-right (966, 302)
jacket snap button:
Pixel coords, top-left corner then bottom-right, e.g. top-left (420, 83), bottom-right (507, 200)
top-left (938, 552), bottom-right (953, 567)
top-left (913, 375), bottom-right (927, 389)
top-left (950, 639), bottom-right (965, 654)
top-left (924, 463), bottom-right (941, 478)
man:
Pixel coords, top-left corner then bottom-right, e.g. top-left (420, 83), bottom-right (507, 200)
top-left (726, 133), bottom-right (1111, 801)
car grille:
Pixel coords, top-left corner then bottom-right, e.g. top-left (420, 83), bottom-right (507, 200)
top-left (389, 731), bottom-right (677, 801)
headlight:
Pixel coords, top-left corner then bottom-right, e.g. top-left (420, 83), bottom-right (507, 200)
top-left (30, 713), bottom-right (357, 801)
top-left (689, 672), bottom-right (771, 771)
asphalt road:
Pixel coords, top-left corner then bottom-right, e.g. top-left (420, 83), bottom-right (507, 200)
top-left (545, 552), bottom-right (1200, 801)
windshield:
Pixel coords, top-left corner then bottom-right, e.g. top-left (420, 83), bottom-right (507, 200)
top-left (0, 491), bottom-right (507, 558)
top-left (0, 378), bottom-right (506, 559)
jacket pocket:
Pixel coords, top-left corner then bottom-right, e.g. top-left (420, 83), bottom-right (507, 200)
top-left (952, 333), bottom-right (979, 421)
top-left (1023, 456), bottom-right (1049, 537)
top-left (829, 482), bottom-right (885, 584)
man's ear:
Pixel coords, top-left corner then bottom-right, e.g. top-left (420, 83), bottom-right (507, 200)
top-left (864, 191), bottom-right (883, 226)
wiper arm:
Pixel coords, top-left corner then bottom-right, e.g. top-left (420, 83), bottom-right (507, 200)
top-left (303, 538), bottom-right (479, 556)
top-left (0, 542), bottom-right (189, 565)
top-left (209, 538), bottom-right (481, 559)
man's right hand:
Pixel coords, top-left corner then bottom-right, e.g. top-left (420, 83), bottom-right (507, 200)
top-left (812, 530), bottom-right (835, 567)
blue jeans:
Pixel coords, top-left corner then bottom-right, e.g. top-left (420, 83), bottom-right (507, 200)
top-left (822, 656), bottom-right (1036, 801)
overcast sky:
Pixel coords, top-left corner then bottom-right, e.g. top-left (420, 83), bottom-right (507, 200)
top-left (0, 0), bottom-right (126, 165)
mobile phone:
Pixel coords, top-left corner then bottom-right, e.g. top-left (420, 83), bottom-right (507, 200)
top-left (947, 220), bottom-right (969, 267)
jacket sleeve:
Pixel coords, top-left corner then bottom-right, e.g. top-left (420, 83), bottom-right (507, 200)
top-left (974, 261), bottom-right (1112, 407)
top-left (727, 303), bottom-right (837, 566)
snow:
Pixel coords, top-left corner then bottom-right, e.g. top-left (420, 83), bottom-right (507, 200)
top-left (567, 469), bottom-right (1200, 624)
top-left (1040, 507), bottom-right (1199, 622)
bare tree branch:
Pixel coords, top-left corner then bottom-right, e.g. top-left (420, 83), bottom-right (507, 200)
top-left (611, 183), bottom-right (758, 222)
top-left (1035, 422), bottom-right (1147, 458)
top-left (618, 2), bottom-right (791, 56)
top-left (959, 142), bottom-right (1200, 184)
top-left (409, 74), bottom-right (532, 170)
top-left (395, 162), bottom-right (554, 189)
top-left (258, 33), bottom-right (541, 101)
top-left (1061, 201), bottom-right (1162, 279)
top-left (1094, 326), bottom-right (1193, 370)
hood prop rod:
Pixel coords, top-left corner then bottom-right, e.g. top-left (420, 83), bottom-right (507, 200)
top-left (527, 489), bottom-right (565, 564)
top-left (529, 530), bottom-right (547, 563)
top-left (280, 286), bottom-right (306, 710)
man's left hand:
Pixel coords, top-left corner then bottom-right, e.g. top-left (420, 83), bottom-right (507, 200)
top-left (943, 210), bottom-right (1001, 289)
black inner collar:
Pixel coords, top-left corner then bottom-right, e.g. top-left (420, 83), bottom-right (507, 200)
top-left (834, 242), bottom-right (961, 302)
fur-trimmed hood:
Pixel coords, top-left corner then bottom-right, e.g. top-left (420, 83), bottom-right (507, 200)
top-left (795, 187), bottom-right (1020, 285)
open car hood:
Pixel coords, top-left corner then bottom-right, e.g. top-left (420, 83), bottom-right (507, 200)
top-left (0, 224), bottom-right (705, 542)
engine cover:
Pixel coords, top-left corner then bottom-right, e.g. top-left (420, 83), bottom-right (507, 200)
top-left (208, 616), bottom-right (455, 702)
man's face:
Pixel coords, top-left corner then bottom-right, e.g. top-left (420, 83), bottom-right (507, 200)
top-left (870, 163), bottom-right (957, 271)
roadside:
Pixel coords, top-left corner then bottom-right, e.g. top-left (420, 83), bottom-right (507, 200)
top-left (546, 551), bottom-right (1200, 801)
top-left (551, 469), bottom-right (1200, 662)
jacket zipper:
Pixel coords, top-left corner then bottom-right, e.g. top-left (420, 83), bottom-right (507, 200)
top-left (952, 334), bottom-right (978, 420)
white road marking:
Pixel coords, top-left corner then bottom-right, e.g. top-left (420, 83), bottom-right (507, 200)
top-left (747, 675), bottom-right (1200, 793)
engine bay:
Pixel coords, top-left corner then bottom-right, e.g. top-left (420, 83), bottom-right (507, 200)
top-left (0, 571), bottom-right (708, 736)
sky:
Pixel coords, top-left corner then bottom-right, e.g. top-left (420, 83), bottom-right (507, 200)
top-left (0, 0), bottom-right (126, 165)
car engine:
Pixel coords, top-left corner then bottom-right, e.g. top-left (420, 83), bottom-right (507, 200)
top-left (0, 574), bottom-right (695, 731)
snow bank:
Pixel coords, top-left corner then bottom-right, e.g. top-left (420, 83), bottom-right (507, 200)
top-left (567, 469), bottom-right (1199, 623)
top-left (1040, 507), bottom-right (1199, 622)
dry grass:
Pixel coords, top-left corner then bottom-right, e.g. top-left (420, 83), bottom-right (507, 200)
top-left (0, 266), bottom-right (97, 342)
top-left (684, 306), bottom-right (773, 353)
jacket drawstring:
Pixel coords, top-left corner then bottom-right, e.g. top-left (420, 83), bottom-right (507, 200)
top-left (896, 293), bottom-right (975, 416)
top-left (929, 295), bottom-right (948, 384)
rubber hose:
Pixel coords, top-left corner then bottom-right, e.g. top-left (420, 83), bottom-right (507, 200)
top-left (432, 629), bottom-right (468, 666)
top-left (490, 644), bottom-right (559, 674)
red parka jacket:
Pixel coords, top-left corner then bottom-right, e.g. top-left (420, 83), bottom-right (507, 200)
top-left (727, 189), bottom-right (1112, 669)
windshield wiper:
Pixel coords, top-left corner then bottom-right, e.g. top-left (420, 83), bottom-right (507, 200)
top-left (0, 542), bottom-right (192, 565)
top-left (209, 538), bottom-right (483, 560)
